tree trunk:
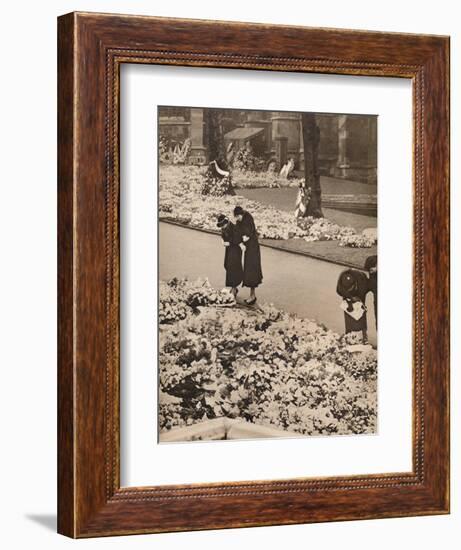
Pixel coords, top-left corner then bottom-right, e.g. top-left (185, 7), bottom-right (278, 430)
top-left (205, 109), bottom-right (229, 170)
top-left (202, 109), bottom-right (234, 196)
top-left (301, 113), bottom-right (323, 217)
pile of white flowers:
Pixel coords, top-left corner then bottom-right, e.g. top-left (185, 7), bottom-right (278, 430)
top-left (159, 278), bottom-right (378, 436)
top-left (160, 278), bottom-right (235, 325)
top-left (232, 169), bottom-right (303, 189)
top-left (339, 234), bottom-right (376, 248)
top-left (297, 216), bottom-right (356, 243)
top-left (159, 166), bottom-right (376, 247)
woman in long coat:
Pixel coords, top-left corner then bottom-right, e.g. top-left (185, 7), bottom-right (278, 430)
top-left (336, 268), bottom-right (369, 343)
top-left (216, 214), bottom-right (243, 296)
top-left (233, 206), bottom-right (263, 305)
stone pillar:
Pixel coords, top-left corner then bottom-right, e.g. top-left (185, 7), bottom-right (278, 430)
top-left (274, 136), bottom-right (288, 168)
top-left (189, 108), bottom-right (206, 165)
top-left (315, 114), bottom-right (338, 176)
top-left (298, 118), bottom-right (304, 171)
top-left (333, 115), bottom-right (377, 184)
top-left (271, 112), bottom-right (302, 165)
top-left (244, 110), bottom-right (272, 154)
top-left (335, 114), bottom-right (349, 177)
top-left (367, 117), bottom-right (378, 184)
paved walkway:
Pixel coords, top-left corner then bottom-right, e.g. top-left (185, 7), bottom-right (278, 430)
top-left (159, 222), bottom-right (377, 346)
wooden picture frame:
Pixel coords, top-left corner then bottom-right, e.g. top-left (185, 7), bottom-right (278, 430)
top-left (57, 12), bottom-right (450, 538)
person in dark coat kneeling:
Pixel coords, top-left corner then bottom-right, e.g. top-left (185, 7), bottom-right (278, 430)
top-left (364, 255), bottom-right (377, 328)
top-left (233, 206), bottom-right (263, 305)
top-left (336, 269), bottom-right (369, 343)
top-left (217, 214), bottom-right (243, 297)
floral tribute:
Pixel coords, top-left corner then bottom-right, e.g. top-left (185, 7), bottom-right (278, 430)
top-left (200, 168), bottom-right (233, 197)
top-left (159, 136), bottom-right (191, 165)
top-left (233, 169), bottom-right (303, 189)
top-left (232, 147), bottom-right (267, 173)
top-left (338, 233), bottom-right (377, 248)
top-left (159, 278), bottom-right (377, 437)
top-left (159, 166), bottom-right (376, 247)
top-left (159, 278), bottom-right (235, 325)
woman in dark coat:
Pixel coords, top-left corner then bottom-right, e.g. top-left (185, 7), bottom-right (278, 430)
top-left (233, 206), bottom-right (263, 305)
top-left (364, 255), bottom-right (377, 328)
top-left (336, 269), bottom-right (369, 343)
top-left (216, 214), bottom-right (243, 296)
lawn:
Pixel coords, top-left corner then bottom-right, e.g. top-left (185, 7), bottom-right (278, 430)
top-left (238, 187), bottom-right (377, 233)
top-left (317, 175), bottom-right (377, 196)
top-left (261, 237), bottom-right (377, 270)
top-left (238, 187), bottom-right (377, 267)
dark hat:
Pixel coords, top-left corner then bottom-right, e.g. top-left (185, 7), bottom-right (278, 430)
top-left (340, 271), bottom-right (357, 292)
top-left (216, 214), bottom-right (229, 228)
top-left (233, 206), bottom-right (244, 216)
top-left (364, 255), bottom-right (377, 271)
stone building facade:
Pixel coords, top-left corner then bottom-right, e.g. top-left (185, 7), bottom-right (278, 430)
top-left (158, 107), bottom-right (377, 185)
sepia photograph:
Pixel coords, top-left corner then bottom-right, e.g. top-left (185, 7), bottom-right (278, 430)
top-left (158, 106), bottom-right (378, 443)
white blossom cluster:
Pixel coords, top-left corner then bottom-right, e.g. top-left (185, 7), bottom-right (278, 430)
top-left (159, 166), bottom-right (376, 247)
top-left (159, 278), bottom-right (377, 437)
